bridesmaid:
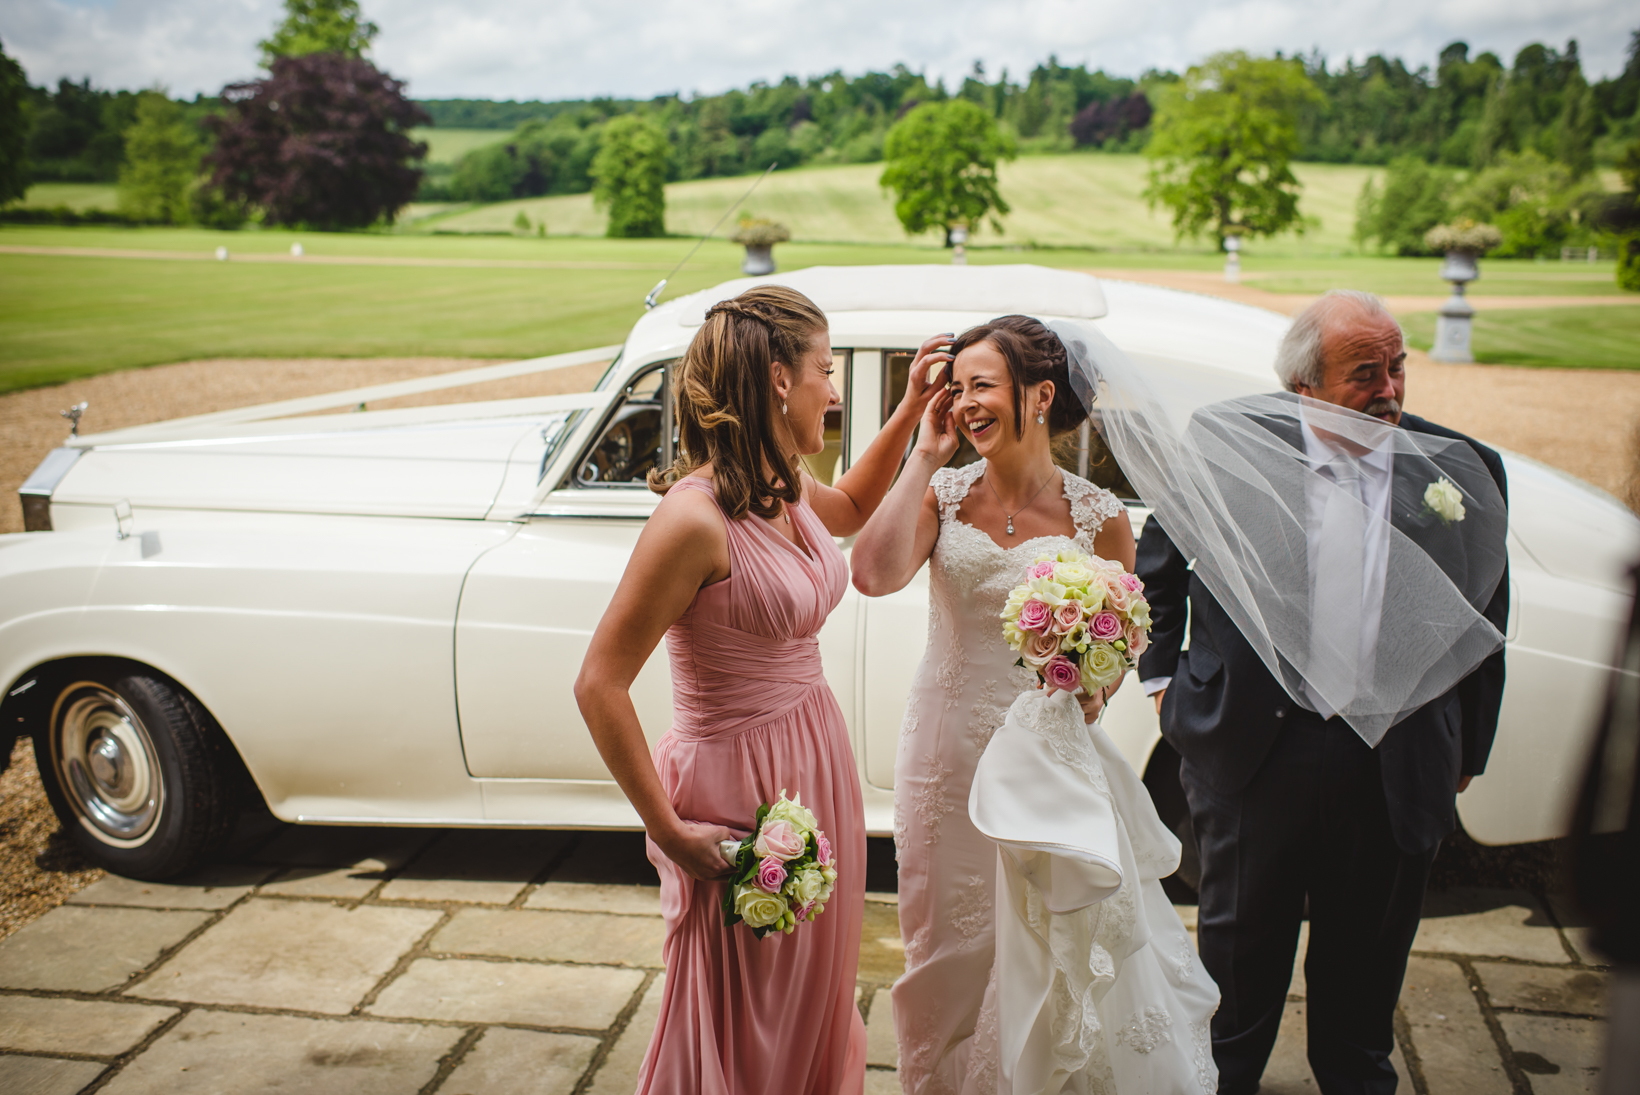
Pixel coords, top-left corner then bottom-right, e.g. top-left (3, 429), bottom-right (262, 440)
top-left (575, 285), bottom-right (948, 1095)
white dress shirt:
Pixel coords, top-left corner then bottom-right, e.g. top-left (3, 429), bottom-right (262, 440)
top-left (1140, 410), bottom-right (1395, 715)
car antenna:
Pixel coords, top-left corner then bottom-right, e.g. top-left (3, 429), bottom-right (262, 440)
top-left (644, 161), bottom-right (778, 310)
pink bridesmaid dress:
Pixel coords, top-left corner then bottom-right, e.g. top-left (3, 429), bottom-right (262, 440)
top-left (636, 475), bottom-right (867, 1095)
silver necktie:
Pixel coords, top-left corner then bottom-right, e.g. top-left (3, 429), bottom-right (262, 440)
top-left (1308, 455), bottom-right (1365, 717)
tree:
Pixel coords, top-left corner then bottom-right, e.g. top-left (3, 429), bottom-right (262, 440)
top-left (260, 0), bottom-right (378, 67)
top-left (1353, 156), bottom-right (1454, 254)
top-left (116, 91), bottom-right (200, 224)
top-left (880, 98), bottom-right (1015, 243)
top-left (1143, 52), bottom-right (1325, 249)
top-left (590, 114), bottom-right (668, 238)
top-left (0, 38), bottom-right (27, 205)
top-left (205, 54), bottom-right (427, 229)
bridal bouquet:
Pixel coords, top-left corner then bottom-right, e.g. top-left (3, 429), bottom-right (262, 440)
top-left (1002, 547), bottom-right (1153, 695)
top-left (720, 792), bottom-right (838, 938)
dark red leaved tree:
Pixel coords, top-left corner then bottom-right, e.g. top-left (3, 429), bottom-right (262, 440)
top-left (205, 53), bottom-right (428, 229)
top-left (1070, 93), bottom-right (1154, 148)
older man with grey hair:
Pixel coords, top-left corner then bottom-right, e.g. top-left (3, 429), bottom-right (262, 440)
top-left (1135, 290), bottom-right (1510, 1095)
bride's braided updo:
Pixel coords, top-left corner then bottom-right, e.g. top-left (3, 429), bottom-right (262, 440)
top-left (950, 314), bottom-right (1089, 438)
top-left (649, 285), bottom-right (828, 520)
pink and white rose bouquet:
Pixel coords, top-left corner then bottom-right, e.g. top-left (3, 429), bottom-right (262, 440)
top-left (1001, 547), bottom-right (1153, 698)
top-left (720, 791), bottom-right (838, 938)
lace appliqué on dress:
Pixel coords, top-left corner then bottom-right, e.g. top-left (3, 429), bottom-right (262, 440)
top-left (968, 678), bottom-right (1006, 752)
top-left (1117, 1007), bottom-right (1175, 1055)
top-left (1191, 1018), bottom-right (1216, 1094)
top-left (950, 874), bottom-right (990, 951)
top-left (1063, 474), bottom-right (1124, 542)
top-left (911, 758), bottom-right (953, 846)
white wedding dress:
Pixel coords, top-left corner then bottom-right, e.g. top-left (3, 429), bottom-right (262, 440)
top-left (892, 459), bottom-right (1219, 1095)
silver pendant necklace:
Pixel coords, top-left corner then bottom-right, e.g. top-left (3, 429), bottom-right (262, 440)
top-left (988, 468), bottom-right (1058, 536)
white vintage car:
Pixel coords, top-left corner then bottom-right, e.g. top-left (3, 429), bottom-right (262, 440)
top-left (5, 265), bottom-right (1636, 881)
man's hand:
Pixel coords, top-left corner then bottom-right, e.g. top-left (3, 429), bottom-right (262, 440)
top-left (1457, 775), bottom-right (1473, 793)
top-left (1153, 688), bottom-right (1166, 715)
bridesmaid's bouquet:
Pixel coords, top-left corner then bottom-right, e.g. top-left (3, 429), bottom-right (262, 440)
top-left (1002, 547), bottom-right (1153, 695)
top-left (720, 791), bottom-right (838, 938)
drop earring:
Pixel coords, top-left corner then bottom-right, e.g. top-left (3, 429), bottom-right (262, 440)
top-left (782, 402), bottom-right (788, 415)
top-left (1037, 412), bottom-right (1045, 425)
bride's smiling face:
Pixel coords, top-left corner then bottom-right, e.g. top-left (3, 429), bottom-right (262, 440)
top-left (950, 340), bottom-right (1051, 457)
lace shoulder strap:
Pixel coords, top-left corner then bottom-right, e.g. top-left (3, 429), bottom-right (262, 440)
top-left (931, 459), bottom-right (987, 522)
top-left (1061, 472), bottom-right (1124, 540)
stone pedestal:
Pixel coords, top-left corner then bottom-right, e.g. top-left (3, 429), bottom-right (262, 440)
top-left (1431, 289), bottom-right (1475, 362)
top-left (1223, 233), bottom-right (1241, 283)
top-left (740, 244), bottom-right (775, 276)
top-left (949, 225), bottom-right (969, 266)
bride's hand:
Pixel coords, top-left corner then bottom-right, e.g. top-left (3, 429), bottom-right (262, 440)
top-left (912, 382), bottom-right (961, 465)
top-left (1077, 688), bottom-right (1106, 722)
top-left (655, 819), bottom-right (740, 881)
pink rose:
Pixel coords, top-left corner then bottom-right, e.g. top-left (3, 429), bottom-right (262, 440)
top-left (1044, 656), bottom-right (1082, 692)
top-left (1021, 630), bottom-right (1061, 668)
top-left (755, 855), bottom-right (787, 893)
top-left (1051, 602), bottom-right (1083, 635)
top-left (1125, 625), bottom-right (1149, 657)
top-left (816, 831), bottom-right (834, 867)
top-left (1089, 610), bottom-right (1123, 641)
top-left (754, 819), bottom-right (805, 861)
top-left (1119, 572), bottom-right (1143, 592)
top-left (1017, 598), bottom-right (1053, 633)
top-left (1103, 577), bottom-right (1132, 612)
top-left (1029, 561), bottom-right (1056, 579)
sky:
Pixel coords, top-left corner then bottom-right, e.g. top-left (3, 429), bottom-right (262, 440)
top-left (3, 0), bottom-right (1636, 102)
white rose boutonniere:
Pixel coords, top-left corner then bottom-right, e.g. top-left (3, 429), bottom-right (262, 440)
top-left (1423, 477), bottom-right (1466, 525)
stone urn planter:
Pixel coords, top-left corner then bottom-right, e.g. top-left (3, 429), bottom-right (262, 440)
top-left (731, 217), bottom-right (791, 276)
top-left (1424, 220), bottom-right (1502, 363)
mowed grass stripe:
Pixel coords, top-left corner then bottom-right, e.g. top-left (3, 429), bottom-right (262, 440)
top-left (1403, 307), bottom-right (1640, 371)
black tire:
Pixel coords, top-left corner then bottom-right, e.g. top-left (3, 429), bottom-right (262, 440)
top-left (1143, 738), bottom-right (1202, 903)
top-left (35, 668), bottom-right (241, 880)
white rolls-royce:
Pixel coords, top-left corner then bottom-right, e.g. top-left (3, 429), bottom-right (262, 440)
top-left (5, 264), bottom-right (1636, 881)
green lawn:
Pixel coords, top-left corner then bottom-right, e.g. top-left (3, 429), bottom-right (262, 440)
top-left (410, 127), bottom-right (509, 165)
top-left (1403, 307), bottom-right (1640, 370)
top-left (17, 183), bottom-right (120, 211)
top-left (429, 154), bottom-right (1380, 257)
top-left (5, 221), bottom-right (1637, 393)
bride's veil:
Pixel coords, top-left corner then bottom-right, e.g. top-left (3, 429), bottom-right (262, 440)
top-left (1044, 318), bottom-right (1507, 747)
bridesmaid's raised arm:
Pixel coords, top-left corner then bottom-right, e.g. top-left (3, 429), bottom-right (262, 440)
top-left (804, 333), bottom-right (952, 538)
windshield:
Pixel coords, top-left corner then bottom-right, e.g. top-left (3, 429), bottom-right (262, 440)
top-left (592, 352), bottom-right (627, 392)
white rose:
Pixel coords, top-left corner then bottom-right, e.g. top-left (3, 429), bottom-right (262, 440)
top-left (789, 866), bottom-right (825, 904)
top-left (1081, 642), bottom-right (1124, 692)
top-left (1424, 478), bottom-right (1466, 524)
top-left (734, 886), bottom-right (787, 928)
top-left (764, 792), bottom-right (818, 834)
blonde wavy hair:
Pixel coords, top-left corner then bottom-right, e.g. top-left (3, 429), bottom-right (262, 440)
top-left (648, 284), bottom-right (828, 520)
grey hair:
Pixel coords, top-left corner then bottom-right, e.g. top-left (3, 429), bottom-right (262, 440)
top-left (1273, 289), bottom-right (1402, 392)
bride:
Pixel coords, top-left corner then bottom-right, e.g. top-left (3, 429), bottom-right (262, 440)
top-left (851, 315), bottom-right (1218, 1094)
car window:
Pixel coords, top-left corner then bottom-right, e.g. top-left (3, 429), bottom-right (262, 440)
top-left (882, 348), bottom-right (1137, 501)
top-left (576, 363), bottom-right (670, 487)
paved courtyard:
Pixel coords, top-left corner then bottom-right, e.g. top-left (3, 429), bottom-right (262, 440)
top-left (0, 825), bottom-right (1611, 1094)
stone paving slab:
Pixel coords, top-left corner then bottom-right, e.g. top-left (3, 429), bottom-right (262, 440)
top-left (1401, 956), bottom-right (1513, 1094)
top-left (442, 1027), bottom-right (601, 1095)
top-left (1414, 888), bottom-right (1571, 964)
top-left (96, 1009), bottom-right (462, 1095)
top-left (380, 830), bottom-right (573, 904)
top-left (865, 988), bottom-right (897, 1068)
top-left (432, 908), bottom-right (665, 967)
top-left (1256, 1000), bottom-right (1411, 1093)
top-left (1498, 1012), bottom-right (1605, 1094)
top-left (260, 860), bottom-right (392, 900)
top-left (859, 900), bottom-right (906, 984)
top-left (548, 831), bottom-right (661, 887)
top-left (134, 898), bottom-right (440, 1013)
top-left (0, 906), bottom-right (212, 992)
top-left (66, 865), bottom-right (270, 910)
top-left (524, 881), bottom-right (662, 915)
top-left (0, 1053), bottom-right (108, 1095)
top-left (250, 825), bottom-right (435, 870)
top-left (369, 957), bottom-right (644, 1029)
top-left (1547, 895), bottom-right (1604, 966)
top-left (0, 995), bottom-right (177, 1056)
top-left (586, 973), bottom-right (664, 1095)
top-left (1478, 962), bottom-right (1609, 1016)
top-left (864, 1069), bottom-right (901, 1094)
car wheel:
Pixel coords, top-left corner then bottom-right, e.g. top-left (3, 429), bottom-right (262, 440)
top-left (37, 670), bottom-right (240, 880)
top-left (1143, 739), bottom-right (1202, 903)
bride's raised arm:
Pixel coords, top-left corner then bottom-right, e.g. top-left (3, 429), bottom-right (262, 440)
top-left (850, 349), bottom-right (962, 596)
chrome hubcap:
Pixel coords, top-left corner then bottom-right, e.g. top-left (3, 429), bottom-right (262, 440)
top-left (53, 684), bottom-right (162, 843)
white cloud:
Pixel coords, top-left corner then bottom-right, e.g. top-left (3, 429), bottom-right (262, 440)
top-left (2, 0), bottom-right (1633, 100)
